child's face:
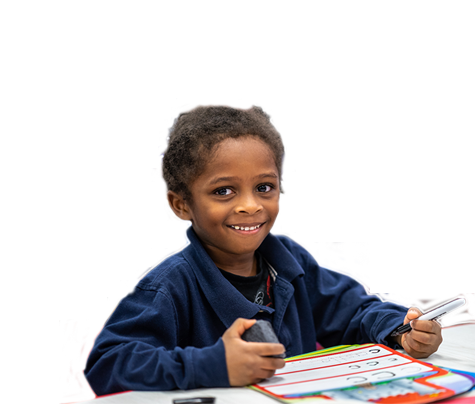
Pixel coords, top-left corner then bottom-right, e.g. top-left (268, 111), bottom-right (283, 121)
top-left (184, 136), bottom-right (280, 264)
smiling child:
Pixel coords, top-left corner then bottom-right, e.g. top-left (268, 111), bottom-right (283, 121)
top-left (85, 106), bottom-right (442, 395)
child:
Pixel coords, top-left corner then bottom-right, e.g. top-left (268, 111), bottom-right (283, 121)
top-left (85, 106), bottom-right (442, 395)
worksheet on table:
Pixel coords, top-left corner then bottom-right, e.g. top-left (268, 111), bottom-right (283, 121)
top-left (257, 345), bottom-right (434, 396)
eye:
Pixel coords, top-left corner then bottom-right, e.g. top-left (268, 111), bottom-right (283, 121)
top-left (257, 184), bottom-right (273, 193)
top-left (214, 187), bottom-right (233, 196)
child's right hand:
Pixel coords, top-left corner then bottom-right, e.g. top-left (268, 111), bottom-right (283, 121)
top-left (223, 318), bottom-right (286, 386)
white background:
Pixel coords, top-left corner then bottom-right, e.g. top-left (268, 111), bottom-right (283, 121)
top-left (1, 2), bottom-right (474, 403)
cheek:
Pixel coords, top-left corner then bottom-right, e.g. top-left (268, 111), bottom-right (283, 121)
top-left (202, 205), bottom-right (228, 224)
top-left (268, 197), bottom-right (280, 217)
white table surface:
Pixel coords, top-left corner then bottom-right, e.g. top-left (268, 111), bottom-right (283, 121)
top-left (420, 323), bottom-right (475, 373)
top-left (77, 324), bottom-right (475, 404)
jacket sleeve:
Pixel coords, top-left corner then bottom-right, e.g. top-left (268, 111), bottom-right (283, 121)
top-left (278, 236), bottom-right (407, 349)
top-left (84, 285), bottom-right (229, 395)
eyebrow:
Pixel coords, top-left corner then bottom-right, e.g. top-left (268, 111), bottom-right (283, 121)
top-left (208, 172), bottom-right (278, 185)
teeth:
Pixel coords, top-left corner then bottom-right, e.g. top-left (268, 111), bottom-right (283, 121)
top-left (231, 224), bottom-right (261, 231)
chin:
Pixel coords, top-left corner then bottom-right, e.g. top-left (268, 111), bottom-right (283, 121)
top-left (233, 240), bottom-right (267, 255)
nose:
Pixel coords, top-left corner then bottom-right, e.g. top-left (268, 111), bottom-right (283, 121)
top-left (235, 191), bottom-right (263, 215)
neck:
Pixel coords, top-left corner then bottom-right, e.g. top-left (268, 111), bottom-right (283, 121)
top-left (204, 246), bottom-right (257, 277)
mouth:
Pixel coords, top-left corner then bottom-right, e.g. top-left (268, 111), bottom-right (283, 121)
top-left (227, 222), bottom-right (265, 233)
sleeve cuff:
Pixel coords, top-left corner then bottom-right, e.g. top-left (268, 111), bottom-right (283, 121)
top-left (375, 312), bottom-right (406, 349)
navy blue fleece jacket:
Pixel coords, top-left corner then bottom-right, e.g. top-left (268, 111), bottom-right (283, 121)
top-left (85, 227), bottom-right (407, 395)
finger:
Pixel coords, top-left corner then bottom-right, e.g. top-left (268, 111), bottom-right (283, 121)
top-left (408, 330), bottom-right (438, 345)
top-left (404, 307), bottom-right (422, 324)
top-left (409, 325), bottom-right (443, 350)
top-left (229, 318), bottom-right (257, 337)
top-left (404, 336), bottom-right (433, 357)
top-left (253, 368), bottom-right (277, 383)
top-left (247, 342), bottom-right (286, 357)
top-left (259, 357), bottom-right (286, 371)
top-left (411, 319), bottom-right (441, 334)
top-left (402, 334), bottom-right (422, 355)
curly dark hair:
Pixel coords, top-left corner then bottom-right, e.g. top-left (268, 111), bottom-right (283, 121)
top-left (162, 105), bottom-right (285, 201)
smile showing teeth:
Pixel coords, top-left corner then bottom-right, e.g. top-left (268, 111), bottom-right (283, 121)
top-left (230, 223), bottom-right (262, 231)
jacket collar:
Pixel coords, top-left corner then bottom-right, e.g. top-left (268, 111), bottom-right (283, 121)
top-left (182, 227), bottom-right (304, 329)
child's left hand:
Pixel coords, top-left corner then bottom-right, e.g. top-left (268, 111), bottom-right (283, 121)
top-left (393, 307), bottom-right (443, 358)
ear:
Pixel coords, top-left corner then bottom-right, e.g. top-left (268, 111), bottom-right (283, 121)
top-left (167, 190), bottom-right (193, 221)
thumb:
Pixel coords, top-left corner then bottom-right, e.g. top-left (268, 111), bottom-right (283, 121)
top-left (405, 307), bottom-right (422, 324)
top-left (228, 318), bottom-right (256, 338)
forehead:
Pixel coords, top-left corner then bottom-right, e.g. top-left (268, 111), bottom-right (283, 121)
top-left (198, 137), bottom-right (278, 184)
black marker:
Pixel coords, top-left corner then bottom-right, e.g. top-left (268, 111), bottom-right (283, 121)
top-left (173, 397), bottom-right (215, 404)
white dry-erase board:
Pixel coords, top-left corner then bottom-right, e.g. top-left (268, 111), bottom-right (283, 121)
top-left (251, 344), bottom-right (474, 403)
